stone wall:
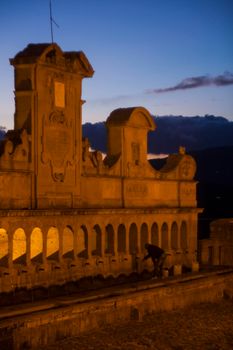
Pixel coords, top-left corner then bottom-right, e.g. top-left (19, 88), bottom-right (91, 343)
top-left (0, 269), bottom-right (232, 350)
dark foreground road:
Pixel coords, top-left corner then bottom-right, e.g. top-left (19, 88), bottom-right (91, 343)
top-left (45, 299), bottom-right (233, 350)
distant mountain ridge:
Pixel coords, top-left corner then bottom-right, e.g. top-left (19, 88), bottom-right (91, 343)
top-left (1, 115), bottom-right (233, 153)
top-left (82, 115), bottom-right (233, 154)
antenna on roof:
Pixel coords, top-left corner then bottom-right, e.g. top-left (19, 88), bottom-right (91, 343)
top-left (49, 0), bottom-right (59, 43)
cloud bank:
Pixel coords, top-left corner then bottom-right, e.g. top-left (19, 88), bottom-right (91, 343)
top-left (148, 72), bottom-right (233, 94)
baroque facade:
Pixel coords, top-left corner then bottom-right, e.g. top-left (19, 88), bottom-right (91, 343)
top-left (0, 43), bottom-right (201, 293)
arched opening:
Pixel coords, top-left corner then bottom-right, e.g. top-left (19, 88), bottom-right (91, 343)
top-left (13, 228), bottom-right (27, 265)
top-left (77, 225), bottom-right (88, 258)
top-left (171, 222), bottom-right (179, 250)
top-left (30, 227), bottom-right (43, 263)
top-left (46, 227), bottom-right (59, 261)
top-left (117, 224), bottom-right (126, 253)
top-left (151, 223), bottom-right (159, 246)
top-left (0, 229), bottom-right (8, 267)
top-left (140, 223), bottom-right (148, 252)
top-left (129, 223), bottom-right (138, 254)
top-left (63, 226), bottom-right (74, 259)
top-left (180, 221), bottom-right (188, 250)
top-left (105, 224), bottom-right (114, 255)
top-left (92, 224), bottom-right (102, 256)
top-left (161, 223), bottom-right (169, 250)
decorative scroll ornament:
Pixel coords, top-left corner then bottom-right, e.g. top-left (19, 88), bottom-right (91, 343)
top-left (41, 111), bottom-right (74, 182)
top-left (179, 156), bottom-right (196, 179)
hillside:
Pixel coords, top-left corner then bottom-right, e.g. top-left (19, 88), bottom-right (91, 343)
top-left (190, 146), bottom-right (233, 238)
top-left (0, 127), bottom-right (6, 140)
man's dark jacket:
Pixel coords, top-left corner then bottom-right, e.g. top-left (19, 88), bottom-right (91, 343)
top-left (144, 244), bottom-right (164, 260)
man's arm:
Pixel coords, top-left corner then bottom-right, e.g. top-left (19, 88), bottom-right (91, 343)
top-left (143, 253), bottom-right (150, 261)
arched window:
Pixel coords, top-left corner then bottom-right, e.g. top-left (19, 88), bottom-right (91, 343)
top-left (0, 228), bottom-right (8, 266)
top-left (77, 225), bottom-right (88, 258)
top-left (161, 223), bottom-right (169, 250)
top-left (129, 223), bottom-right (138, 254)
top-left (140, 223), bottom-right (148, 252)
top-left (171, 222), bottom-right (178, 250)
top-left (13, 228), bottom-right (26, 264)
top-left (117, 224), bottom-right (126, 253)
top-left (63, 226), bottom-right (74, 259)
top-left (30, 227), bottom-right (43, 263)
top-left (92, 225), bottom-right (102, 256)
top-left (151, 223), bottom-right (159, 246)
top-left (105, 224), bottom-right (114, 255)
top-left (47, 227), bottom-right (59, 260)
top-left (180, 221), bottom-right (188, 250)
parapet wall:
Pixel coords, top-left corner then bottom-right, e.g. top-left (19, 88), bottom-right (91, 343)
top-left (0, 269), bottom-right (232, 350)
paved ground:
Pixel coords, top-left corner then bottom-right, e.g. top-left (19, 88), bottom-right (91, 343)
top-left (45, 299), bottom-right (233, 350)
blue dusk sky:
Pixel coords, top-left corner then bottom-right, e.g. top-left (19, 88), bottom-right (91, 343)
top-left (0, 0), bottom-right (233, 130)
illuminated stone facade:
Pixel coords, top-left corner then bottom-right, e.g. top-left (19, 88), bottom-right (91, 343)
top-left (0, 43), bottom-right (201, 293)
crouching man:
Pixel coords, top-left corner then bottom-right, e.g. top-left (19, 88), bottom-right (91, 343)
top-left (143, 243), bottom-right (167, 278)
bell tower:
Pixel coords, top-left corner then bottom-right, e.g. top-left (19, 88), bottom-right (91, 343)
top-left (10, 43), bottom-right (94, 208)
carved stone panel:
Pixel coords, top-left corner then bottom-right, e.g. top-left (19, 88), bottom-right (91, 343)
top-left (41, 110), bottom-right (74, 182)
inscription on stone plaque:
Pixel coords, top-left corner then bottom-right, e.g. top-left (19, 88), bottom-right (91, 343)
top-left (54, 81), bottom-right (65, 108)
top-left (126, 183), bottom-right (148, 197)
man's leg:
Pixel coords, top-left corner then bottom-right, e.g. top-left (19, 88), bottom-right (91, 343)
top-left (158, 254), bottom-right (166, 277)
top-left (152, 258), bottom-right (159, 277)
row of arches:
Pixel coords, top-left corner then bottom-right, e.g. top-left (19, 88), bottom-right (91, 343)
top-left (0, 221), bottom-right (188, 267)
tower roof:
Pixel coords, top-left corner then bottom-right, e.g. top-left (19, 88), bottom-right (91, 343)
top-left (10, 43), bottom-right (94, 77)
top-left (106, 107), bottom-right (155, 130)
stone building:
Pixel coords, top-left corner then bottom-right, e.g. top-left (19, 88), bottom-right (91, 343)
top-left (200, 218), bottom-right (233, 266)
top-left (0, 43), bottom-right (201, 293)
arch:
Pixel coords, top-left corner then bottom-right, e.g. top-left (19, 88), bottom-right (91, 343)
top-left (77, 225), bottom-right (88, 258)
top-left (46, 227), bottom-right (59, 260)
top-left (161, 223), bottom-right (169, 250)
top-left (105, 224), bottom-right (115, 255)
top-left (13, 228), bottom-right (26, 264)
top-left (92, 224), bottom-right (102, 256)
top-left (129, 223), bottom-right (138, 254)
top-left (30, 227), bottom-right (43, 263)
top-left (117, 224), bottom-right (126, 253)
top-left (0, 228), bottom-right (8, 266)
top-left (151, 223), bottom-right (159, 246)
top-left (180, 221), bottom-right (188, 250)
top-left (171, 222), bottom-right (179, 250)
top-left (140, 223), bottom-right (148, 252)
top-left (63, 226), bottom-right (74, 259)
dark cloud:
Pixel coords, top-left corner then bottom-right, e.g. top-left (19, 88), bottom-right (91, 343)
top-left (147, 72), bottom-right (233, 93)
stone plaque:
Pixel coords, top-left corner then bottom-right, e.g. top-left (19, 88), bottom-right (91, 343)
top-left (54, 81), bottom-right (65, 108)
